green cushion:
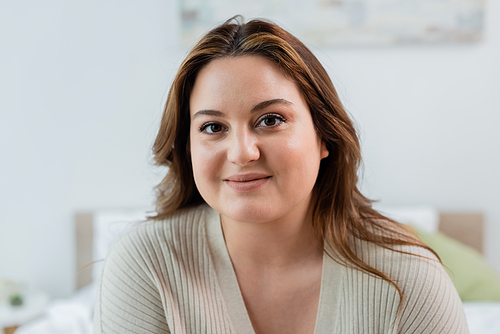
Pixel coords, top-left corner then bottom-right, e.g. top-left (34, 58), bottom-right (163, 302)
top-left (414, 227), bottom-right (500, 302)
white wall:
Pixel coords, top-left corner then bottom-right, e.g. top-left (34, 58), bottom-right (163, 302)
top-left (1, 1), bottom-right (499, 298)
top-left (0, 0), bottom-right (183, 298)
top-left (323, 2), bottom-right (500, 271)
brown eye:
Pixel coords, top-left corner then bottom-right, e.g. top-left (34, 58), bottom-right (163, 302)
top-left (200, 122), bottom-right (224, 134)
top-left (256, 114), bottom-right (286, 128)
top-left (207, 124), bottom-right (222, 133)
top-left (264, 118), bottom-right (277, 126)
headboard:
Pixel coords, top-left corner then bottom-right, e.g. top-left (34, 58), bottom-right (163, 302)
top-left (75, 213), bottom-right (94, 291)
top-left (74, 211), bottom-right (484, 290)
top-left (438, 212), bottom-right (484, 253)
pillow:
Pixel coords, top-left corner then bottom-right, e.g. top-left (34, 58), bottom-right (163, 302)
top-left (373, 204), bottom-right (439, 234)
top-left (414, 227), bottom-right (500, 301)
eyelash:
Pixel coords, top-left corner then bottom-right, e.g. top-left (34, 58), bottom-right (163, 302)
top-left (256, 113), bottom-right (286, 128)
top-left (198, 113), bottom-right (287, 135)
top-left (198, 122), bottom-right (224, 134)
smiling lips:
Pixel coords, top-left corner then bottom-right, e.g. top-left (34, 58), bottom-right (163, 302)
top-left (224, 173), bottom-right (271, 192)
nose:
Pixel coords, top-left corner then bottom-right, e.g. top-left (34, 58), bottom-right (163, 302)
top-left (227, 129), bottom-right (260, 165)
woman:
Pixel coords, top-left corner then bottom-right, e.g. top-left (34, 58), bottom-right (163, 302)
top-left (94, 17), bottom-right (468, 333)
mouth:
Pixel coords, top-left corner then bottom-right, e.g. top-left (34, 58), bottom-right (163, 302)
top-left (223, 173), bottom-right (271, 192)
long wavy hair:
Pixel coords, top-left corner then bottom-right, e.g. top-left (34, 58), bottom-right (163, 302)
top-left (150, 17), bottom-right (438, 305)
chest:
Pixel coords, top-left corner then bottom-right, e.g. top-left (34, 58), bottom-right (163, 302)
top-left (157, 248), bottom-right (400, 334)
top-left (237, 271), bottom-right (322, 334)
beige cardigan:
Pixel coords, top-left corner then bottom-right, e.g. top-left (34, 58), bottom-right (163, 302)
top-left (94, 204), bottom-right (469, 333)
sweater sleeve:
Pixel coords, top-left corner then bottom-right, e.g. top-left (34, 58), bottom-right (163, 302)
top-left (93, 230), bottom-right (170, 334)
top-left (397, 246), bottom-right (469, 334)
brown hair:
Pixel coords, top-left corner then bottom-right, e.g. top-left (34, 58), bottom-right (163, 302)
top-left (151, 16), bottom-right (438, 306)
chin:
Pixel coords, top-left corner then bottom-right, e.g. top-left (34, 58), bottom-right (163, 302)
top-left (217, 201), bottom-right (281, 224)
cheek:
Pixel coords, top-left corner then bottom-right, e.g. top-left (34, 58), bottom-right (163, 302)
top-left (190, 141), bottom-right (223, 186)
top-left (277, 130), bottom-right (323, 161)
top-left (270, 130), bottom-right (323, 183)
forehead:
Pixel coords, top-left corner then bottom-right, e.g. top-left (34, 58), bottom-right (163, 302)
top-left (189, 55), bottom-right (305, 115)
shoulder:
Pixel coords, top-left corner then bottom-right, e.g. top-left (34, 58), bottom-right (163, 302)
top-left (354, 238), bottom-right (469, 333)
top-left (101, 204), bottom-right (216, 283)
top-left (352, 220), bottom-right (448, 287)
top-left (94, 204), bottom-right (216, 333)
top-left (397, 246), bottom-right (468, 333)
top-left (110, 204), bottom-right (214, 256)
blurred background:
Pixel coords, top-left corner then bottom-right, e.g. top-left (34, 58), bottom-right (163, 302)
top-left (1, 0), bottom-right (498, 305)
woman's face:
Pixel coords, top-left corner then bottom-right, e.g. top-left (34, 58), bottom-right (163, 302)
top-left (189, 55), bottom-right (329, 224)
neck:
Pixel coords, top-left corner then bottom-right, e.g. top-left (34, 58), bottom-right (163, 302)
top-left (220, 206), bottom-right (323, 270)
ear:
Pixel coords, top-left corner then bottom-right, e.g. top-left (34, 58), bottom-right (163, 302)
top-left (320, 141), bottom-right (329, 160)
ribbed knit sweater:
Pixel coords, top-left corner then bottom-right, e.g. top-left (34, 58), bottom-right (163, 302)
top-left (94, 204), bottom-right (469, 333)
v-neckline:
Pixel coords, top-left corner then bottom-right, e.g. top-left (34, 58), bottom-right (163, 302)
top-left (205, 206), bottom-right (343, 334)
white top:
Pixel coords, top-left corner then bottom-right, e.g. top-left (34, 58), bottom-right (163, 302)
top-left (94, 204), bottom-right (469, 333)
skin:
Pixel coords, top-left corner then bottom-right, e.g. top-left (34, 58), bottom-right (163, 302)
top-left (189, 55), bottom-right (329, 334)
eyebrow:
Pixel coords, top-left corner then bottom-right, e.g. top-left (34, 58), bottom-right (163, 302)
top-left (192, 98), bottom-right (293, 119)
top-left (250, 98), bottom-right (293, 112)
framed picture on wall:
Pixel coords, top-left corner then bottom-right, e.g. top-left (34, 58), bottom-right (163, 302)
top-left (180, 0), bottom-right (485, 47)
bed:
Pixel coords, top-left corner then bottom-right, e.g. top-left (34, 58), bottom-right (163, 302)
top-left (15, 207), bottom-right (500, 333)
